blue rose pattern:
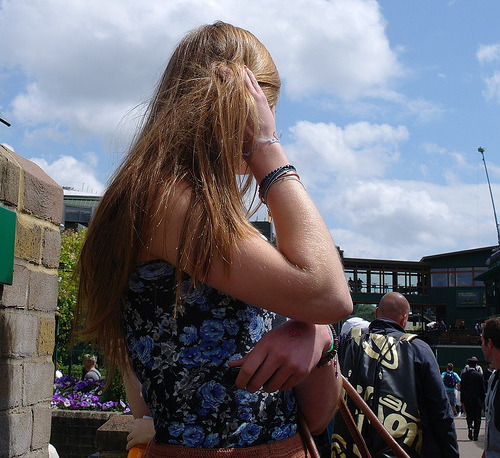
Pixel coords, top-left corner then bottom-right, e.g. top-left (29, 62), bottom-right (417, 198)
top-left (197, 380), bottom-right (227, 411)
top-left (183, 425), bottom-right (205, 447)
top-left (122, 259), bottom-right (297, 448)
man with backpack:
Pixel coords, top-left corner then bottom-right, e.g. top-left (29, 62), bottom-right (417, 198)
top-left (460, 357), bottom-right (485, 441)
top-left (331, 292), bottom-right (459, 457)
top-left (442, 363), bottom-right (461, 416)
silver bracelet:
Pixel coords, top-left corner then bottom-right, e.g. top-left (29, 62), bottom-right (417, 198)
top-left (243, 132), bottom-right (281, 157)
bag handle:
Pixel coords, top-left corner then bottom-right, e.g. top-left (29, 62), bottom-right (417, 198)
top-left (297, 412), bottom-right (321, 458)
top-left (340, 375), bottom-right (410, 458)
top-left (338, 396), bottom-right (372, 458)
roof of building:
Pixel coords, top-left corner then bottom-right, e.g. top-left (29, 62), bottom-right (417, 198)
top-left (63, 188), bottom-right (102, 198)
top-left (420, 245), bottom-right (497, 262)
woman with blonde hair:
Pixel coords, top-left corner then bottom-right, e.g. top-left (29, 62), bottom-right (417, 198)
top-left (76, 21), bottom-right (352, 456)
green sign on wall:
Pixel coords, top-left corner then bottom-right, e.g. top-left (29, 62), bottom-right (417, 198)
top-left (0, 206), bottom-right (16, 285)
top-left (456, 290), bottom-right (485, 308)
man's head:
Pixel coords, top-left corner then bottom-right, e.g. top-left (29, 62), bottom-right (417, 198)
top-left (467, 356), bottom-right (478, 368)
top-left (375, 292), bottom-right (410, 328)
top-left (447, 363), bottom-right (454, 371)
top-left (482, 317), bottom-right (500, 368)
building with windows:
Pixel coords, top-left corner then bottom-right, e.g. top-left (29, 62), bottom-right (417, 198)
top-left (62, 189), bottom-right (101, 231)
top-left (342, 245), bottom-right (500, 366)
top-left (475, 248), bottom-right (500, 317)
top-left (343, 246), bottom-right (495, 330)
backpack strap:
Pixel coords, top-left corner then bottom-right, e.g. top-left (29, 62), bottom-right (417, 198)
top-left (350, 326), bottom-right (364, 339)
top-left (399, 333), bottom-right (418, 342)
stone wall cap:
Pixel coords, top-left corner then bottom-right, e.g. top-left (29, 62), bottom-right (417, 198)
top-left (51, 409), bottom-right (121, 420)
top-left (8, 149), bottom-right (60, 189)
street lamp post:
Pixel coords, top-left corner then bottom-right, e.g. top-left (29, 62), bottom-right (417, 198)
top-left (478, 147), bottom-right (500, 246)
top-left (0, 110), bottom-right (11, 127)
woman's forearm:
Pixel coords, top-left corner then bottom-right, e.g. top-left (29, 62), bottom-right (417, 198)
top-left (247, 143), bottom-right (352, 322)
top-left (294, 360), bottom-right (342, 435)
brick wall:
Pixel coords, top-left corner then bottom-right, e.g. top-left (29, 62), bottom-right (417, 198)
top-left (0, 145), bottom-right (63, 457)
top-left (50, 410), bottom-right (121, 458)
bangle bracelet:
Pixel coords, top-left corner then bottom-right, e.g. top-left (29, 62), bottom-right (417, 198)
top-left (258, 164), bottom-right (297, 204)
top-left (317, 324), bottom-right (338, 368)
top-left (261, 172), bottom-right (301, 204)
top-left (323, 324), bottom-right (335, 354)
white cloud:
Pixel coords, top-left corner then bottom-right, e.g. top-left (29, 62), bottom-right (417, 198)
top-left (319, 90), bottom-right (443, 125)
top-left (323, 179), bottom-right (500, 260)
top-left (285, 120), bottom-right (408, 186)
top-left (30, 155), bottom-right (105, 194)
top-left (487, 161), bottom-right (500, 180)
top-left (278, 120), bottom-right (498, 261)
top-left (477, 43), bottom-right (500, 65)
top-left (477, 44), bottom-right (500, 104)
top-left (257, 0), bottom-right (403, 99)
top-left (277, 126), bottom-right (498, 261)
top-left (0, 0), bottom-right (403, 145)
top-left (483, 71), bottom-right (500, 104)
top-left (406, 98), bottom-right (445, 122)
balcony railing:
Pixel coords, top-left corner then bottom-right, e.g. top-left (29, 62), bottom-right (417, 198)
top-left (414, 329), bottom-right (481, 346)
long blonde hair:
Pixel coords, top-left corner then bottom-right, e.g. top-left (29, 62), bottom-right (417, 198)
top-left (75, 21), bottom-right (281, 369)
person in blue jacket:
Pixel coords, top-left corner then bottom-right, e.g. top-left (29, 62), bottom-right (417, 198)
top-left (441, 362), bottom-right (461, 416)
top-left (332, 292), bottom-right (459, 457)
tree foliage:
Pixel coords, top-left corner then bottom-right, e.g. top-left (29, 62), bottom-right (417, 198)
top-left (55, 229), bottom-right (127, 400)
top-left (349, 303), bottom-right (376, 323)
top-left (56, 229), bottom-right (87, 365)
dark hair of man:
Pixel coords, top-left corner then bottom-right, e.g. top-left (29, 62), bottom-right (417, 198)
top-left (483, 317), bottom-right (500, 350)
top-left (447, 363), bottom-right (453, 371)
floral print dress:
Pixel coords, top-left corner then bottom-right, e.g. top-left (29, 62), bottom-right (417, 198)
top-left (122, 259), bottom-right (297, 448)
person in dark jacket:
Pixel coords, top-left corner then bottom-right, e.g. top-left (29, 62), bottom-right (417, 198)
top-left (481, 317), bottom-right (500, 457)
top-left (331, 292), bottom-right (459, 457)
top-left (460, 356), bottom-right (485, 441)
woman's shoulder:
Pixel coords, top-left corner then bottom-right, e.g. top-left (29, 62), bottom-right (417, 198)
top-left (139, 180), bottom-right (194, 265)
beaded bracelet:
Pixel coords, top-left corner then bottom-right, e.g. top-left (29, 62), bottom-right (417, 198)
top-left (260, 171), bottom-right (300, 204)
top-left (258, 164), bottom-right (297, 204)
top-left (259, 164), bottom-right (296, 189)
top-left (317, 324), bottom-right (339, 368)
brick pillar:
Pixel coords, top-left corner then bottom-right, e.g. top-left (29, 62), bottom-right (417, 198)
top-left (0, 145), bottom-right (63, 457)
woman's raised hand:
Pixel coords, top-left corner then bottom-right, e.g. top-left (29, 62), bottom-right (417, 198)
top-left (243, 66), bottom-right (288, 183)
top-left (244, 66), bottom-right (276, 140)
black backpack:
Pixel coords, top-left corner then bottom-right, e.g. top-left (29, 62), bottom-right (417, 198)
top-left (331, 327), bottom-right (422, 458)
top-left (443, 371), bottom-right (456, 388)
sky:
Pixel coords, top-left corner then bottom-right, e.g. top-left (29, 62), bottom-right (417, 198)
top-left (1, 0), bottom-right (500, 262)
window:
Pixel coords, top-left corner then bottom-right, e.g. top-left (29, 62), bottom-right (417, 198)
top-left (456, 271), bottom-right (473, 287)
top-left (474, 268), bottom-right (487, 287)
top-left (431, 271), bottom-right (447, 287)
top-left (431, 267), bottom-right (486, 287)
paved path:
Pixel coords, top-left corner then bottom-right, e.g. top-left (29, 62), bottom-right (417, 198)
top-left (455, 414), bottom-right (485, 457)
